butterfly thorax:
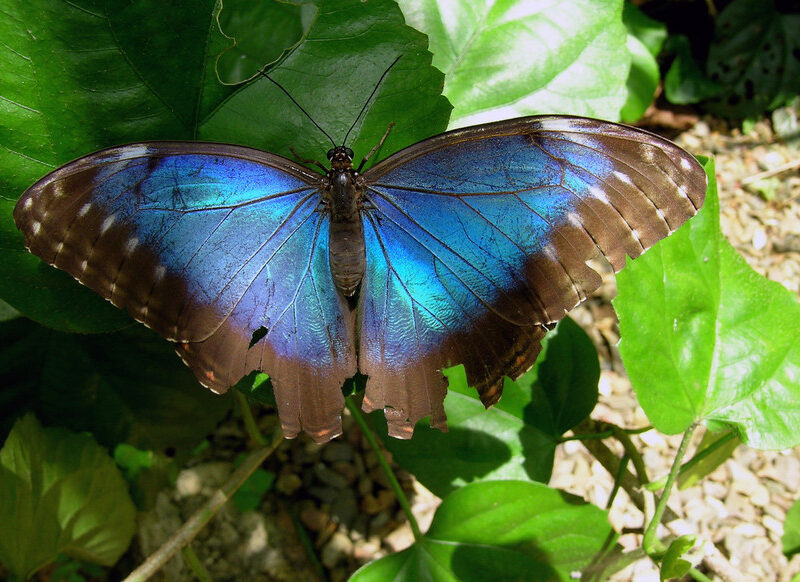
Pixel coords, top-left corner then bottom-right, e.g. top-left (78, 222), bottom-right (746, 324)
top-left (324, 146), bottom-right (366, 298)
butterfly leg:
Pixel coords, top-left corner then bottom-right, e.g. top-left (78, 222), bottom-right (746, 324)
top-left (356, 122), bottom-right (394, 173)
top-left (289, 146), bottom-right (329, 173)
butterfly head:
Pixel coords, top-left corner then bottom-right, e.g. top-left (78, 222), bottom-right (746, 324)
top-left (327, 146), bottom-right (355, 171)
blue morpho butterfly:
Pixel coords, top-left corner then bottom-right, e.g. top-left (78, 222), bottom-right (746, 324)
top-left (14, 64), bottom-right (707, 444)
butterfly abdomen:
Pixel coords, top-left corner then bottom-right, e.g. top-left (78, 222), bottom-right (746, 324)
top-left (326, 168), bottom-right (366, 297)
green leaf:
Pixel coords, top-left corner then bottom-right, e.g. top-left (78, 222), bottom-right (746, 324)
top-left (215, 0), bottom-right (314, 83)
top-left (376, 318), bottom-right (599, 497)
top-left (660, 535), bottom-right (696, 580)
top-left (201, 0), bottom-right (450, 168)
top-left (398, 0), bottom-right (631, 127)
top-left (616, 158), bottom-right (800, 450)
top-left (0, 0), bottom-right (232, 332)
top-left (783, 497), bottom-right (800, 557)
top-left (704, 0), bottom-right (800, 118)
top-left (0, 415), bottom-right (136, 579)
top-left (232, 463), bottom-right (276, 513)
top-left (113, 444), bottom-right (175, 510)
top-left (620, 3), bottom-right (666, 122)
top-left (0, 319), bottom-right (232, 459)
top-left (351, 480), bottom-right (617, 581)
top-left (663, 35), bottom-right (723, 105)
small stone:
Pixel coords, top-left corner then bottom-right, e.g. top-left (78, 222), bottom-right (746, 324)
top-left (314, 463), bottom-right (350, 489)
top-left (384, 522), bottom-right (415, 552)
top-left (332, 461), bottom-right (357, 485)
top-left (242, 515), bottom-right (268, 555)
top-left (321, 531), bottom-right (353, 568)
top-left (175, 469), bottom-right (202, 498)
top-left (275, 472), bottom-right (302, 495)
top-left (750, 484), bottom-right (771, 507)
top-left (330, 488), bottom-right (358, 528)
top-left (752, 228), bottom-right (767, 250)
top-left (362, 489), bottom-right (396, 515)
top-left (322, 442), bottom-right (354, 463)
top-left (353, 536), bottom-right (382, 561)
top-left (357, 476), bottom-right (373, 496)
top-left (763, 515), bottom-right (783, 538)
top-left (300, 506), bottom-right (330, 532)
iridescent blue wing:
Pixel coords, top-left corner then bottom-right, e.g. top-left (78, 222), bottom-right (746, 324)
top-left (359, 116), bottom-right (707, 437)
top-left (14, 143), bottom-right (357, 442)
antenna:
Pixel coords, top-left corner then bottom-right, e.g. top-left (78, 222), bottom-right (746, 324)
top-left (342, 55), bottom-right (402, 147)
top-left (259, 55), bottom-right (402, 148)
top-left (261, 72), bottom-right (337, 148)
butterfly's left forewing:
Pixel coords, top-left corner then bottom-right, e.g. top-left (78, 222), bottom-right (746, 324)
top-left (358, 116), bottom-right (707, 437)
top-left (15, 143), bottom-right (358, 442)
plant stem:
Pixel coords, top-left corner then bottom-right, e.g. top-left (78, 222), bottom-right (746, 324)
top-left (689, 566), bottom-right (714, 582)
top-left (345, 397), bottom-right (423, 540)
top-left (612, 426), bottom-right (656, 525)
top-left (642, 424), bottom-right (696, 555)
top-left (122, 424), bottom-right (284, 582)
top-left (234, 389), bottom-right (267, 446)
top-left (647, 430), bottom-right (738, 491)
top-left (290, 509), bottom-right (328, 582)
top-left (180, 545), bottom-right (212, 582)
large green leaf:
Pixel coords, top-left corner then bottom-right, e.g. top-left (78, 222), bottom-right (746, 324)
top-left (0, 319), bottom-right (231, 457)
top-left (376, 318), bottom-right (599, 497)
top-left (619, 2), bottom-right (666, 122)
top-left (0, 415), bottom-right (136, 579)
top-left (350, 480), bottom-right (617, 581)
top-left (704, 0), bottom-right (800, 118)
top-left (201, 0), bottom-right (450, 166)
top-left (616, 159), bottom-right (800, 450)
top-left (397, 0), bottom-right (630, 127)
top-left (0, 0), bottom-right (231, 332)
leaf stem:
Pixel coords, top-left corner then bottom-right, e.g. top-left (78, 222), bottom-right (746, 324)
top-left (122, 424), bottom-right (284, 582)
top-left (643, 424), bottom-right (696, 555)
top-left (233, 390), bottom-right (268, 446)
top-left (345, 397), bottom-right (422, 540)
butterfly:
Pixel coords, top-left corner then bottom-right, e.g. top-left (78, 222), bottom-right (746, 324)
top-left (14, 115), bottom-right (707, 444)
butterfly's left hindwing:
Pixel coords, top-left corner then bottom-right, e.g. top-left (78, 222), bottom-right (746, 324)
top-left (14, 143), bottom-right (358, 442)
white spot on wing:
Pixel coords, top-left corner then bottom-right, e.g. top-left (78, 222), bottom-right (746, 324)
top-left (631, 229), bottom-right (643, 246)
top-left (113, 144), bottom-right (153, 161)
top-left (79, 259), bottom-right (88, 272)
top-left (55, 242), bottom-right (64, 253)
top-left (154, 265), bottom-right (166, 281)
top-left (100, 214), bottom-right (116, 234)
top-left (566, 212), bottom-right (582, 228)
top-left (78, 203), bottom-right (92, 217)
top-left (125, 237), bottom-right (139, 254)
top-left (53, 181), bottom-right (66, 198)
top-left (613, 171), bottom-right (633, 186)
top-left (23, 197), bottom-right (33, 210)
top-left (680, 157), bottom-right (694, 171)
top-left (31, 221), bottom-right (41, 235)
top-left (589, 186), bottom-right (609, 204)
